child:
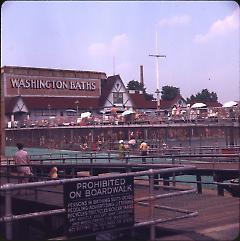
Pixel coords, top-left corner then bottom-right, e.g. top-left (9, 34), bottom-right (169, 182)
top-left (49, 167), bottom-right (58, 179)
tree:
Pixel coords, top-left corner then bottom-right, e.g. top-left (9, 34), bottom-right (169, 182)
top-left (161, 86), bottom-right (180, 100)
top-left (187, 89), bottom-right (218, 103)
top-left (144, 92), bottom-right (154, 100)
top-left (127, 80), bottom-right (154, 100)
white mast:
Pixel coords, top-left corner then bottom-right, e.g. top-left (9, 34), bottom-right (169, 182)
top-left (149, 28), bottom-right (166, 109)
top-left (156, 30), bottom-right (160, 91)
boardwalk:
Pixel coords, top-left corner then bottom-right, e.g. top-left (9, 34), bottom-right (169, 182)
top-left (0, 176), bottom-right (239, 240)
top-left (135, 185), bottom-right (239, 241)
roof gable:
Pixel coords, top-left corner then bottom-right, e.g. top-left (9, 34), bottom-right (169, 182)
top-left (129, 92), bottom-right (157, 109)
top-left (13, 97), bottom-right (28, 113)
top-left (160, 95), bottom-right (187, 109)
top-left (99, 76), bottom-right (118, 106)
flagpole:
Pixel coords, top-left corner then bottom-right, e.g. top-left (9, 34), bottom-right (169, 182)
top-left (149, 28), bottom-right (166, 110)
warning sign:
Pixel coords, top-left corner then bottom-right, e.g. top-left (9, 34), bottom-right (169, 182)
top-left (64, 176), bottom-right (134, 237)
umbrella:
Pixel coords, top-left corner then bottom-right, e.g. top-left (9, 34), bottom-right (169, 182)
top-left (81, 112), bottom-right (91, 118)
top-left (122, 110), bottom-right (135, 116)
top-left (128, 139), bottom-right (136, 145)
top-left (66, 109), bottom-right (77, 112)
top-left (191, 103), bottom-right (207, 109)
top-left (222, 101), bottom-right (238, 108)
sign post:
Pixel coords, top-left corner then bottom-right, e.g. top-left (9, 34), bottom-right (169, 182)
top-left (64, 176), bottom-right (134, 238)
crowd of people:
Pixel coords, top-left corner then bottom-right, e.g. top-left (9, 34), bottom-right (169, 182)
top-left (7, 105), bottom-right (239, 129)
top-left (9, 105), bottom-right (239, 187)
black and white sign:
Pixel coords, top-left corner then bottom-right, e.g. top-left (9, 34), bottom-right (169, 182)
top-left (64, 176), bottom-right (134, 237)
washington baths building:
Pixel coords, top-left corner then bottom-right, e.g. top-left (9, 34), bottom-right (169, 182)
top-left (1, 65), bottom-right (188, 124)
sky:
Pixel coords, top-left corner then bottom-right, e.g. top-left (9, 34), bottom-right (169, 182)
top-left (1, 1), bottom-right (239, 104)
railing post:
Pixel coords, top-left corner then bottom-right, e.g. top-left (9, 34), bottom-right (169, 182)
top-left (163, 175), bottom-right (170, 186)
top-left (126, 155), bottom-right (129, 164)
top-left (149, 171), bottom-right (155, 241)
top-left (217, 183), bottom-right (224, 196)
top-left (90, 156), bottom-right (93, 165)
top-left (172, 157), bottom-right (176, 186)
top-left (7, 159), bottom-right (10, 183)
top-left (5, 184), bottom-right (13, 240)
top-left (196, 174), bottom-right (202, 194)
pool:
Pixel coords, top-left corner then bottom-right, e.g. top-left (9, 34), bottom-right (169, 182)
top-left (5, 146), bottom-right (215, 190)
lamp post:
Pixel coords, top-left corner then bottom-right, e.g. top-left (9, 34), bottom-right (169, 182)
top-left (75, 100), bottom-right (79, 117)
top-left (149, 29), bottom-right (166, 110)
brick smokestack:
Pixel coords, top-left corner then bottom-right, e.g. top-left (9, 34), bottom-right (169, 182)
top-left (140, 65), bottom-right (144, 86)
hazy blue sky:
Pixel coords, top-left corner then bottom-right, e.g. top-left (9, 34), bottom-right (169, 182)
top-left (1, 1), bottom-right (239, 103)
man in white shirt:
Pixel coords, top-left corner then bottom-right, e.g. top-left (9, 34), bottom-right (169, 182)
top-left (14, 143), bottom-right (32, 183)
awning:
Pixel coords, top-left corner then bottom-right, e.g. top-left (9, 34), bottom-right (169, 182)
top-left (65, 109), bottom-right (77, 112)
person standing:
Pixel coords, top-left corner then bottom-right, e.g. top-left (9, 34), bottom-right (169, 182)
top-left (118, 140), bottom-right (125, 161)
top-left (14, 143), bottom-right (32, 184)
top-left (139, 140), bottom-right (148, 163)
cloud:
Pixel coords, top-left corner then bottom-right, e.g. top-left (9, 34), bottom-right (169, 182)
top-left (111, 34), bottom-right (129, 54)
top-left (158, 15), bottom-right (191, 27)
top-left (88, 33), bottom-right (129, 57)
top-left (88, 42), bottom-right (107, 56)
top-left (194, 9), bottom-right (239, 44)
top-left (116, 62), bottom-right (130, 75)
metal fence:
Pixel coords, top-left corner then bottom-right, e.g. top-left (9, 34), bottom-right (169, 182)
top-left (0, 164), bottom-right (198, 240)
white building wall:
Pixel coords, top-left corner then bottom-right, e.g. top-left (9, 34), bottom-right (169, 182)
top-left (103, 77), bottom-right (134, 112)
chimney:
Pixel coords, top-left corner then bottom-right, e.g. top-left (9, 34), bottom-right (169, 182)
top-left (140, 65), bottom-right (144, 86)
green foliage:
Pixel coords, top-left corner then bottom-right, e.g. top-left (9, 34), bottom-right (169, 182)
top-left (186, 89), bottom-right (218, 103)
top-left (127, 80), bottom-right (145, 91)
top-left (144, 92), bottom-right (154, 100)
top-left (161, 86), bottom-right (180, 100)
top-left (127, 80), bottom-right (154, 100)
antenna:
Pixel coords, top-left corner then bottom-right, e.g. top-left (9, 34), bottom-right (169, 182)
top-left (113, 56), bottom-right (115, 75)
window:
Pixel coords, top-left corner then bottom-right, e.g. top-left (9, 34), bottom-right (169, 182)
top-left (35, 109), bottom-right (57, 116)
top-left (35, 110), bottom-right (44, 116)
top-left (113, 92), bottom-right (123, 104)
top-left (66, 112), bottom-right (76, 116)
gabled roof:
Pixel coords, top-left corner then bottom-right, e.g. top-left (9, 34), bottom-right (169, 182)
top-left (99, 75), bottom-right (121, 107)
top-left (129, 92), bottom-right (157, 109)
top-left (160, 95), bottom-right (186, 109)
top-left (5, 96), bottom-right (19, 113)
top-left (130, 93), bottom-right (188, 110)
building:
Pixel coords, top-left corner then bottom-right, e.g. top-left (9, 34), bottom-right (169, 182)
top-left (3, 65), bottom-right (205, 125)
top-left (129, 90), bottom-right (157, 112)
top-left (160, 94), bottom-right (187, 110)
top-left (2, 66), bottom-right (135, 123)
